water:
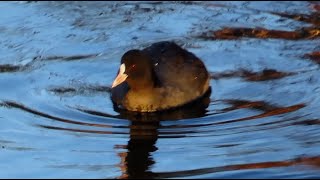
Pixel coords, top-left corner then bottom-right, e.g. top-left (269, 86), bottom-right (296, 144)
top-left (0, 1), bottom-right (320, 178)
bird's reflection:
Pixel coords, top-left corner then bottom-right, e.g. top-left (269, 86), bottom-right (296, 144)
top-left (116, 88), bottom-right (211, 179)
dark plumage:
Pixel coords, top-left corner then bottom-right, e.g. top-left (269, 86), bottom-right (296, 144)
top-left (111, 41), bottom-right (210, 112)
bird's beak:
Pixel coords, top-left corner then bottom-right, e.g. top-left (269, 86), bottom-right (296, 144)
top-left (112, 64), bottom-right (128, 88)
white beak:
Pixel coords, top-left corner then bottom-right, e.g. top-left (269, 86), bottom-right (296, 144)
top-left (112, 64), bottom-right (128, 88)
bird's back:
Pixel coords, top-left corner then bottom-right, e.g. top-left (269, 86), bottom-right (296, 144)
top-left (142, 41), bottom-right (210, 95)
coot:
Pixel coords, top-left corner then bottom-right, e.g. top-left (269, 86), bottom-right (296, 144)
top-left (111, 41), bottom-right (210, 112)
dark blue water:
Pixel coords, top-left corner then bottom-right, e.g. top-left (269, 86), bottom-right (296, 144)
top-left (0, 1), bottom-right (320, 178)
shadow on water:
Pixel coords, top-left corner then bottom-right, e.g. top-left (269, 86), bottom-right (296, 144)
top-left (83, 88), bottom-right (212, 179)
top-left (117, 119), bottom-right (159, 179)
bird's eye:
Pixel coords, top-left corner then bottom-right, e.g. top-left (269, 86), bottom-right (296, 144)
top-left (131, 64), bottom-right (136, 68)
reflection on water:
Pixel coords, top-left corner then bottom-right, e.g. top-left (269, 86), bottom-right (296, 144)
top-left (0, 1), bottom-right (320, 179)
top-left (119, 120), bottom-right (159, 179)
top-left (116, 88), bottom-right (211, 179)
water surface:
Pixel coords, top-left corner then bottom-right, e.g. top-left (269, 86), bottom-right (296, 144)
top-left (0, 1), bottom-right (320, 178)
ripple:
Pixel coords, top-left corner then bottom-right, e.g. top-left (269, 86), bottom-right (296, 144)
top-left (154, 156), bottom-right (320, 178)
top-left (210, 69), bottom-right (295, 81)
top-left (0, 64), bottom-right (23, 73)
top-left (304, 51), bottom-right (320, 64)
top-left (1, 100), bottom-right (121, 128)
top-left (33, 53), bottom-right (100, 62)
top-left (48, 85), bottom-right (111, 96)
top-left (199, 27), bottom-right (320, 40)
